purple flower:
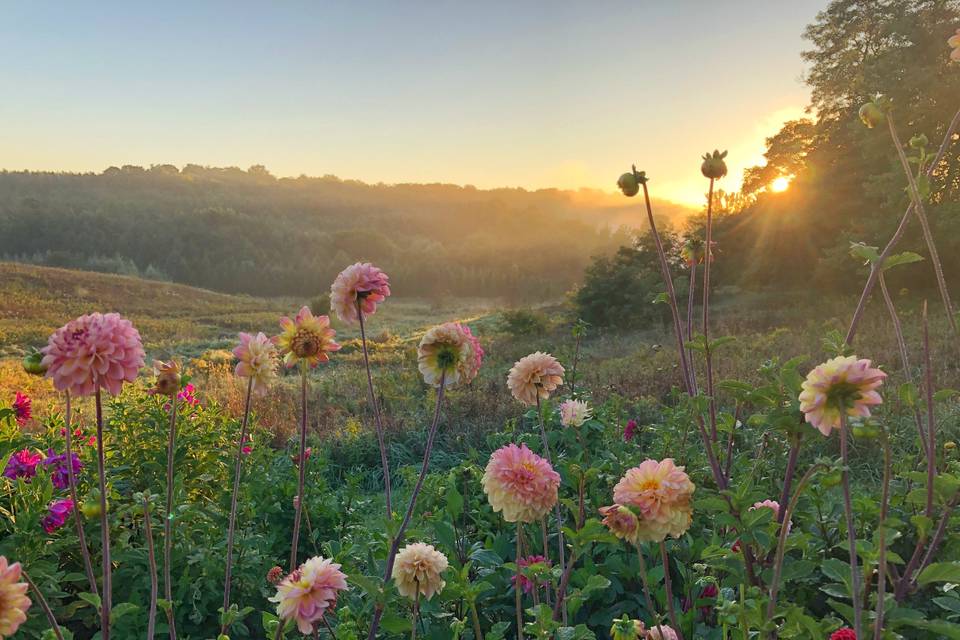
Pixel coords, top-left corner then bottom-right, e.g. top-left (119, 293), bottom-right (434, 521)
top-left (623, 419), bottom-right (638, 442)
top-left (43, 449), bottom-right (82, 490)
top-left (3, 450), bottom-right (43, 481)
top-left (42, 498), bottom-right (74, 533)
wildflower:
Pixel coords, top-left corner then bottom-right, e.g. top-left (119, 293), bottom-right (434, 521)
top-left (646, 625), bottom-right (680, 640)
top-left (392, 542), bottom-right (449, 601)
top-left (559, 399), bottom-right (591, 427)
top-left (599, 504), bottom-right (642, 545)
top-left (482, 443), bottom-right (560, 523)
top-left (417, 322), bottom-right (483, 389)
top-left (0, 556), bottom-right (30, 637)
top-left (511, 555), bottom-right (551, 594)
top-left (830, 629), bottom-right (856, 640)
top-left (613, 459), bottom-right (695, 542)
top-left (41, 312), bottom-right (145, 397)
top-left (3, 449), bottom-right (43, 481)
top-left (267, 566), bottom-right (284, 585)
top-left (275, 306), bottom-right (341, 369)
top-left (610, 615), bottom-right (645, 640)
top-left (624, 419), bottom-right (638, 442)
top-left (798, 356), bottom-right (886, 436)
top-left (700, 150), bottom-right (728, 179)
top-left (12, 392), bottom-right (31, 427)
top-left (153, 360), bottom-right (181, 396)
top-left (330, 262), bottom-right (391, 324)
top-left (233, 332), bottom-right (278, 395)
top-left (949, 28), bottom-right (960, 62)
top-left (271, 556), bottom-right (348, 634)
top-left (507, 352), bottom-right (564, 406)
top-left (42, 498), bottom-right (75, 533)
top-left (43, 449), bottom-right (83, 490)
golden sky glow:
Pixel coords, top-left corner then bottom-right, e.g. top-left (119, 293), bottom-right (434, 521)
top-left (770, 176), bottom-right (792, 192)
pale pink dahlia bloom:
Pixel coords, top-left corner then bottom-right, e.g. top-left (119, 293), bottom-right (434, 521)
top-left (646, 625), bottom-right (680, 640)
top-left (234, 332), bottom-right (279, 395)
top-left (613, 459), bottom-right (695, 542)
top-left (275, 306), bottom-right (341, 369)
top-left (392, 542), bottom-right (449, 601)
top-left (798, 355), bottom-right (886, 436)
top-left (417, 322), bottom-right (483, 389)
top-left (599, 504), bottom-right (642, 545)
top-left (42, 312), bottom-right (145, 397)
top-left (330, 262), bottom-right (391, 324)
top-left (0, 556), bottom-right (30, 637)
top-left (482, 443), bottom-right (560, 523)
top-left (271, 556), bottom-right (348, 634)
top-left (507, 352), bottom-right (565, 405)
top-left (751, 499), bottom-right (791, 533)
top-left (559, 399), bottom-right (592, 427)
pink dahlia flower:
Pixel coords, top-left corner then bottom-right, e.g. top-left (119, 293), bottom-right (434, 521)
top-left (559, 399), bottom-right (591, 427)
top-left (798, 356), bottom-right (886, 436)
top-left (41, 312), bottom-right (144, 397)
top-left (275, 306), bottom-right (341, 369)
top-left (830, 629), bottom-right (857, 640)
top-left (234, 332), bottom-right (278, 395)
top-left (599, 504), bottom-right (642, 545)
top-left (392, 542), bottom-right (449, 601)
top-left (3, 449), bottom-right (43, 481)
top-left (330, 262), bottom-right (391, 324)
top-left (0, 556), bottom-right (30, 637)
top-left (624, 419), bottom-right (638, 442)
top-left (750, 500), bottom-right (790, 532)
top-left (482, 443), bottom-right (560, 523)
top-left (42, 498), bottom-right (75, 534)
top-left (613, 459), bottom-right (695, 542)
top-left (271, 556), bottom-right (348, 634)
top-left (417, 322), bottom-right (483, 389)
top-left (646, 625), bottom-right (680, 640)
top-left (511, 555), bottom-right (551, 594)
top-left (12, 392), bottom-right (31, 427)
top-left (507, 352), bottom-right (565, 406)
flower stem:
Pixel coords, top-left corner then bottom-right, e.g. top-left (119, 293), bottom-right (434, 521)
top-left (469, 601), bottom-right (484, 640)
top-left (367, 374), bottom-right (447, 640)
top-left (874, 435), bottom-right (892, 640)
top-left (221, 376), bottom-right (254, 636)
top-left (358, 300), bottom-right (393, 517)
top-left (322, 616), bottom-right (339, 640)
top-left (164, 391), bottom-right (179, 640)
top-left (635, 544), bottom-right (666, 640)
top-left (22, 569), bottom-right (64, 640)
top-left (516, 521), bottom-right (524, 640)
top-left (64, 392), bottom-right (99, 598)
top-left (701, 177), bottom-right (719, 443)
top-left (839, 413), bottom-right (863, 638)
top-left (94, 388), bottom-right (112, 640)
top-left (534, 395), bottom-right (567, 623)
top-left (659, 541), bottom-right (683, 640)
top-left (686, 265), bottom-right (698, 394)
top-left (289, 363), bottom-right (309, 570)
top-left (411, 579), bottom-right (421, 640)
top-left (921, 301), bottom-right (937, 519)
top-left (144, 496), bottom-right (159, 639)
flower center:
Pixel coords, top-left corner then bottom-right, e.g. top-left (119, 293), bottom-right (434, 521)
top-left (435, 344), bottom-right (458, 371)
top-left (292, 330), bottom-right (321, 358)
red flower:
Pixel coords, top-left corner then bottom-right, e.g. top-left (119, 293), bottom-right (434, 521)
top-left (12, 392), bottom-right (31, 427)
top-left (830, 629), bottom-right (856, 640)
top-left (624, 419), bottom-right (638, 442)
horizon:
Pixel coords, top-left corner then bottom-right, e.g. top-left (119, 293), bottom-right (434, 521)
top-left (0, 1), bottom-right (825, 207)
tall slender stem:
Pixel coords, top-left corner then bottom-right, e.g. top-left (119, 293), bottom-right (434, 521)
top-left (290, 364), bottom-right (309, 569)
top-left (686, 265), bottom-right (698, 394)
top-left (515, 522), bottom-right (524, 640)
top-left (538, 519), bottom-right (552, 606)
top-left (221, 376), bottom-right (255, 636)
top-left (22, 569), bottom-right (64, 640)
top-left (534, 396), bottom-right (566, 622)
top-left (64, 392), bottom-right (99, 597)
top-left (659, 542), bottom-right (683, 640)
top-left (922, 302), bottom-right (937, 518)
top-left (839, 414), bottom-right (863, 637)
top-left (163, 392), bottom-right (179, 640)
top-left (635, 545), bottom-right (666, 640)
top-left (874, 436), bottom-right (892, 640)
top-left (469, 601), bottom-right (484, 640)
top-left (94, 388), bottom-right (112, 640)
top-left (367, 374), bottom-right (447, 640)
top-left (701, 177), bottom-right (718, 443)
top-left (411, 579), bottom-right (421, 640)
top-left (144, 496), bottom-right (159, 639)
top-left (358, 300), bottom-right (393, 517)
top-left (777, 436), bottom-right (801, 527)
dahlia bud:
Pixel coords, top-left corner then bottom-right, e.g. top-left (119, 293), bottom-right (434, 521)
top-left (909, 133), bottom-right (928, 149)
top-left (858, 101), bottom-right (885, 129)
top-left (153, 360), bottom-right (181, 397)
top-left (610, 615), bottom-right (645, 640)
top-left (945, 441), bottom-right (957, 452)
top-left (22, 351), bottom-right (48, 376)
top-left (617, 172), bottom-right (640, 197)
top-left (267, 565), bottom-right (284, 584)
top-left (81, 494), bottom-right (106, 519)
top-left (700, 150), bottom-right (728, 179)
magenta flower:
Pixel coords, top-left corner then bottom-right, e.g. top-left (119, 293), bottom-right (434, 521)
top-left (41, 498), bottom-right (75, 533)
top-left (624, 419), bottom-right (638, 442)
top-left (43, 449), bottom-right (83, 490)
top-left (12, 392), bottom-right (31, 427)
top-left (3, 450), bottom-right (43, 481)
top-left (178, 383), bottom-right (199, 406)
top-left (330, 262), bottom-right (392, 324)
top-left (511, 555), bottom-right (552, 594)
top-left (41, 312), bottom-right (145, 397)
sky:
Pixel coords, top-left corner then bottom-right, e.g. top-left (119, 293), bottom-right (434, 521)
top-left (0, 1), bottom-right (828, 206)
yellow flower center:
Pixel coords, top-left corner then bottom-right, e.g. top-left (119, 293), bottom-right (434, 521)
top-left (291, 330), bottom-right (321, 358)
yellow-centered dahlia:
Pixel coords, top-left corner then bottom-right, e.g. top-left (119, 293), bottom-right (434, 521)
top-left (613, 459), bottom-right (695, 542)
top-left (416, 322), bottom-right (483, 389)
top-left (275, 306), bottom-right (341, 369)
top-left (0, 556), bottom-right (30, 637)
top-left (798, 355), bottom-right (886, 436)
top-left (507, 352), bottom-right (565, 405)
top-left (392, 542), bottom-right (449, 601)
top-left (482, 443), bottom-right (560, 523)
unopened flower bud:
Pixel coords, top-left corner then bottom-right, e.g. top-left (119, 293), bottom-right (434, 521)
top-left (617, 172), bottom-right (640, 197)
top-left (153, 360), bottom-right (181, 397)
top-left (700, 150), bottom-right (728, 179)
top-left (909, 133), bottom-right (929, 149)
top-left (22, 351), bottom-right (48, 376)
top-left (858, 102), bottom-right (885, 129)
top-left (945, 441), bottom-right (957, 452)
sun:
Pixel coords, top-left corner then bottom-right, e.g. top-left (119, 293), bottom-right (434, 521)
top-left (770, 176), bottom-right (791, 192)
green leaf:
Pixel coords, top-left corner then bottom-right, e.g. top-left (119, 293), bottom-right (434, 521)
top-left (110, 602), bottom-right (140, 624)
top-left (918, 562), bottom-right (960, 586)
top-left (899, 382), bottom-right (919, 408)
top-left (882, 251), bottom-right (924, 271)
top-left (934, 389), bottom-right (959, 403)
top-left (849, 242), bottom-right (880, 264)
top-left (446, 482), bottom-right (464, 520)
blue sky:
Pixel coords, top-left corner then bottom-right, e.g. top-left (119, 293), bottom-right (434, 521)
top-left (0, 1), bottom-right (827, 204)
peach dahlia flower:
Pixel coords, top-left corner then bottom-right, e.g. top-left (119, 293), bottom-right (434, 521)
top-left (613, 459), bottom-right (695, 542)
top-left (0, 556), bottom-right (30, 637)
top-left (599, 504), bottom-right (642, 545)
top-left (507, 352), bottom-right (565, 405)
top-left (417, 322), bottom-right (483, 389)
top-left (559, 399), bottom-right (591, 427)
top-left (275, 306), bottom-right (341, 369)
top-left (41, 312), bottom-right (145, 397)
top-left (798, 355), bottom-right (885, 436)
top-left (482, 443), bottom-right (560, 523)
top-left (330, 262), bottom-right (391, 324)
top-left (272, 556), bottom-right (348, 634)
top-left (234, 332), bottom-right (278, 395)
top-left (392, 542), bottom-right (449, 601)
